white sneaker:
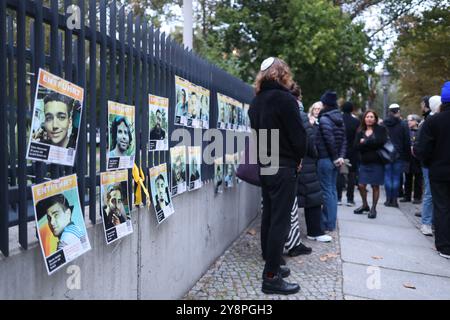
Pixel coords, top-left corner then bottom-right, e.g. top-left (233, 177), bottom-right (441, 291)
top-left (421, 224), bottom-right (433, 236)
top-left (439, 252), bottom-right (450, 259)
top-left (307, 234), bottom-right (332, 242)
top-left (338, 201), bottom-right (342, 206)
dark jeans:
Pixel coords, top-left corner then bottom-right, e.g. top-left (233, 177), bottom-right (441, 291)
top-left (261, 167), bottom-right (298, 274)
top-left (304, 205), bottom-right (324, 237)
top-left (404, 171), bottom-right (423, 200)
top-left (430, 180), bottom-right (450, 255)
top-left (337, 172), bottom-right (356, 202)
top-left (385, 160), bottom-right (404, 199)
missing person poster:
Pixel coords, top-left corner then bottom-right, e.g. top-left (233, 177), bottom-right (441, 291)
top-left (217, 93), bottom-right (228, 130)
top-left (234, 152), bottom-right (242, 184)
top-left (170, 146), bottom-right (187, 197)
top-left (175, 75), bottom-right (190, 126)
top-left (100, 170), bottom-right (133, 244)
top-left (150, 163), bottom-right (175, 224)
top-left (199, 86), bottom-right (210, 129)
top-left (243, 103), bottom-right (251, 132)
top-left (188, 146), bottom-right (202, 191)
top-left (107, 101), bottom-right (136, 171)
top-left (214, 157), bottom-right (224, 194)
top-left (224, 154), bottom-right (236, 188)
top-left (27, 68), bottom-right (84, 166)
top-left (187, 83), bottom-right (201, 128)
top-left (149, 94), bottom-right (169, 151)
top-left (32, 174), bottom-right (91, 275)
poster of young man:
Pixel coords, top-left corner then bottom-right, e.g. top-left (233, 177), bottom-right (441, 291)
top-left (149, 94), bottom-right (169, 151)
top-left (27, 68), bottom-right (84, 166)
top-left (188, 146), bottom-right (202, 191)
top-left (175, 75), bottom-right (189, 126)
top-left (187, 83), bottom-right (201, 128)
top-left (107, 101), bottom-right (136, 171)
top-left (170, 146), bottom-right (187, 197)
top-left (32, 174), bottom-right (91, 275)
top-left (224, 154), bottom-right (236, 188)
top-left (217, 93), bottom-right (227, 130)
top-left (214, 157), bottom-right (224, 194)
top-left (243, 103), bottom-right (251, 132)
top-left (100, 170), bottom-right (133, 244)
top-left (236, 102), bottom-right (244, 132)
top-left (199, 86), bottom-right (210, 129)
top-left (150, 163), bottom-right (175, 224)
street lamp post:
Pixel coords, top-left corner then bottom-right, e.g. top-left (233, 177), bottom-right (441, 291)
top-left (381, 68), bottom-right (390, 119)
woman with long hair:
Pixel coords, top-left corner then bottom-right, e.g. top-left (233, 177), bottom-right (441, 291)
top-left (249, 57), bottom-right (307, 295)
top-left (354, 110), bottom-right (388, 218)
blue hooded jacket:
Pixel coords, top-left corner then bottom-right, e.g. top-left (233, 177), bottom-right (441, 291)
top-left (316, 107), bottom-right (347, 161)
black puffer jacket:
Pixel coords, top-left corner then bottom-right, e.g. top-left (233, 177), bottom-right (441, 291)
top-left (298, 112), bottom-right (323, 208)
top-left (316, 107), bottom-right (346, 161)
top-left (383, 116), bottom-right (411, 162)
top-left (343, 112), bottom-right (361, 171)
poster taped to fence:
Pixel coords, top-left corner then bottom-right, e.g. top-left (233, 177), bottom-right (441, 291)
top-left (243, 103), bottom-right (251, 132)
top-left (149, 163), bottom-right (175, 224)
top-left (199, 86), bottom-right (210, 129)
top-left (217, 93), bottom-right (228, 130)
top-left (27, 68), bottom-right (84, 166)
top-left (170, 146), bottom-right (187, 197)
top-left (149, 94), bottom-right (169, 151)
top-left (188, 146), bottom-right (202, 191)
top-left (107, 101), bottom-right (136, 170)
top-left (187, 83), bottom-right (201, 128)
top-left (100, 170), bottom-right (133, 244)
top-left (224, 154), bottom-right (236, 188)
top-left (214, 157), bottom-right (224, 194)
top-left (174, 75), bottom-right (189, 126)
top-left (32, 174), bottom-right (91, 275)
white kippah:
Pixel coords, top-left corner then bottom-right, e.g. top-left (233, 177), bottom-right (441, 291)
top-left (388, 103), bottom-right (400, 109)
top-left (260, 57), bottom-right (275, 71)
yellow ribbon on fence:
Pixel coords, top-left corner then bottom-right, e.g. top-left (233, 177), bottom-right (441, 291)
top-left (132, 163), bottom-right (150, 207)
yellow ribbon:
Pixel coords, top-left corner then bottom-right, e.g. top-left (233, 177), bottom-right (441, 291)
top-left (132, 164), bottom-right (150, 207)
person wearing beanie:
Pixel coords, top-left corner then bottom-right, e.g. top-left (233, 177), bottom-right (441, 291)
top-left (316, 90), bottom-right (346, 232)
top-left (337, 101), bottom-right (360, 207)
top-left (415, 81), bottom-right (450, 259)
top-left (383, 103), bottom-right (411, 208)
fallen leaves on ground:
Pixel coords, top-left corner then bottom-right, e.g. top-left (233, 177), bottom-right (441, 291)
top-left (247, 229), bottom-right (257, 236)
top-left (403, 283), bottom-right (416, 289)
top-left (319, 253), bottom-right (339, 262)
top-left (371, 256), bottom-right (384, 260)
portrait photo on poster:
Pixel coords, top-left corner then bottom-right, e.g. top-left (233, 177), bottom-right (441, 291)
top-left (188, 146), bottom-right (202, 191)
top-left (100, 170), bottom-right (133, 245)
top-left (224, 154), bottom-right (236, 188)
top-left (149, 94), bottom-right (169, 151)
top-left (27, 68), bottom-right (84, 166)
top-left (170, 146), bottom-right (187, 197)
top-left (174, 75), bottom-right (189, 127)
top-left (32, 174), bottom-right (91, 275)
top-left (149, 163), bottom-right (175, 224)
top-left (107, 101), bottom-right (136, 171)
top-left (214, 157), bottom-right (224, 194)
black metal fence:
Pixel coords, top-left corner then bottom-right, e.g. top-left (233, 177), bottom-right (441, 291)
top-left (0, 0), bottom-right (254, 257)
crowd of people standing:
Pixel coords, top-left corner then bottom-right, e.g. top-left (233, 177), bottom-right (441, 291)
top-left (248, 56), bottom-right (450, 295)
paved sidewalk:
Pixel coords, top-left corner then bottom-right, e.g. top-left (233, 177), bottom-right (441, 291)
top-left (185, 193), bottom-right (450, 300)
top-left (340, 195), bottom-right (450, 300)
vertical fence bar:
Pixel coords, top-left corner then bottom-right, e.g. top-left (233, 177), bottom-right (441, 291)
top-left (7, 15), bottom-right (17, 188)
top-left (17, 0), bottom-right (28, 250)
top-left (154, 29), bottom-right (160, 167)
top-left (77, 0), bottom-right (86, 214)
top-left (88, 0), bottom-right (97, 224)
top-left (126, 12), bottom-right (133, 208)
top-left (148, 26), bottom-right (154, 168)
top-left (134, 16), bottom-right (141, 168)
top-left (0, 0), bottom-right (9, 257)
top-left (109, 0), bottom-right (116, 102)
top-left (99, 0), bottom-right (106, 174)
top-left (141, 22), bottom-right (148, 174)
top-left (118, 5), bottom-right (125, 104)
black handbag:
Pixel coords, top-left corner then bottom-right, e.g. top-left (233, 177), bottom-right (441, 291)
top-left (377, 139), bottom-right (399, 164)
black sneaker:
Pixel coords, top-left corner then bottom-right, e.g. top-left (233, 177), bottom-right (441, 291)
top-left (288, 243), bottom-right (312, 257)
top-left (391, 198), bottom-right (399, 208)
top-left (400, 198), bottom-right (411, 202)
top-left (354, 206), bottom-right (370, 214)
top-left (384, 199), bottom-right (391, 206)
top-left (412, 199), bottom-right (422, 204)
top-left (262, 274), bottom-right (300, 295)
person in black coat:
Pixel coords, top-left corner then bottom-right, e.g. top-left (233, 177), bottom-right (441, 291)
top-left (249, 57), bottom-right (306, 295)
top-left (283, 86), bottom-right (331, 258)
top-left (316, 90), bottom-right (346, 232)
top-left (383, 104), bottom-right (411, 207)
top-left (415, 81), bottom-right (450, 259)
top-left (354, 110), bottom-right (388, 218)
top-left (337, 101), bottom-right (360, 206)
